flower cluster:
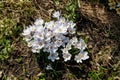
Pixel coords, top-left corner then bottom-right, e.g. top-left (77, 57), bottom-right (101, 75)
top-left (108, 0), bottom-right (120, 15)
top-left (22, 11), bottom-right (89, 63)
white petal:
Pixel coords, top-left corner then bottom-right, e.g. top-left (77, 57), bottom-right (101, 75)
top-left (53, 11), bottom-right (61, 19)
top-left (34, 18), bottom-right (44, 26)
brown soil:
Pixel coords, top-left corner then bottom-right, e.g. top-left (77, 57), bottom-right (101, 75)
top-left (0, 0), bottom-right (120, 80)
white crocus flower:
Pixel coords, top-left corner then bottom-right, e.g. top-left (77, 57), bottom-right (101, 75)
top-left (45, 30), bottom-right (54, 41)
top-left (48, 42), bottom-right (58, 53)
top-left (35, 25), bottom-right (44, 32)
top-left (54, 40), bottom-right (63, 47)
top-left (66, 21), bottom-right (76, 34)
top-left (33, 32), bottom-right (45, 40)
top-left (22, 11), bottom-right (90, 63)
top-left (58, 17), bottom-right (66, 24)
top-left (43, 40), bottom-right (51, 52)
top-left (45, 21), bottom-right (55, 30)
top-left (76, 39), bottom-right (87, 50)
top-left (33, 26), bottom-right (45, 40)
top-left (46, 64), bottom-right (53, 70)
top-left (22, 27), bottom-right (31, 36)
top-left (29, 25), bottom-right (36, 32)
top-left (62, 36), bottom-right (70, 43)
top-left (55, 34), bottom-right (63, 40)
top-left (68, 21), bottom-right (76, 28)
top-left (27, 40), bottom-right (34, 47)
top-left (48, 52), bottom-right (59, 62)
top-left (31, 42), bottom-right (41, 53)
top-left (38, 40), bottom-right (44, 49)
top-left (70, 37), bottom-right (78, 46)
top-left (67, 27), bottom-right (76, 34)
top-left (23, 35), bottom-right (32, 42)
top-left (22, 26), bottom-right (36, 42)
top-left (62, 53), bottom-right (72, 62)
top-left (32, 48), bottom-right (40, 53)
top-left (32, 39), bottom-right (44, 50)
top-left (54, 23), bottom-right (67, 34)
top-left (65, 42), bottom-right (72, 50)
top-left (34, 18), bottom-right (44, 26)
top-left (74, 51), bottom-right (89, 63)
top-left (53, 11), bottom-right (61, 19)
top-left (61, 48), bottom-right (69, 53)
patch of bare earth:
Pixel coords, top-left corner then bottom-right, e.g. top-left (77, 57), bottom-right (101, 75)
top-left (77, 0), bottom-right (120, 79)
top-left (0, 40), bottom-right (41, 79)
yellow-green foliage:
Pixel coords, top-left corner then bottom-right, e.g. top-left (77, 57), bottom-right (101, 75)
top-left (0, 1), bottom-right (39, 60)
top-left (0, 19), bottom-right (15, 60)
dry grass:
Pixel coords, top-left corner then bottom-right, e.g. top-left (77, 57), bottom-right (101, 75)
top-left (0, 0), bottom-right (120, 80)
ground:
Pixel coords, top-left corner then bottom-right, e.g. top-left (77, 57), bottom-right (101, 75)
top-left (0, 0), bottom-right (120, 80)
